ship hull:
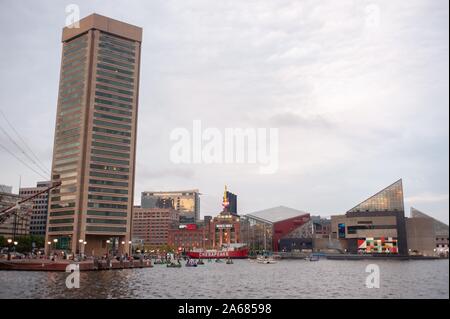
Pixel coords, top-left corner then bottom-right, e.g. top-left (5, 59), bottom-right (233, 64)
top-left (187, 248), bottom-right (249, 259)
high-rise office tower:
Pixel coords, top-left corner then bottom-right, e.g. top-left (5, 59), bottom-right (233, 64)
top-left (46, 14), bottom-right (142, 256)
top-left (19, 181), bottom-right (52, 236)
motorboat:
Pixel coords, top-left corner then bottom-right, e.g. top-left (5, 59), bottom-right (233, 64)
top-left (306, 255), bottom-right (320, 262)
top-left (226, 258), bottom-right (234, 264)
top-left (185, 259), bottom-right (198, 267)
top-left (256, 256), bottom-right (277, 264)
top-left (166, 262), bottom-right (182, 268)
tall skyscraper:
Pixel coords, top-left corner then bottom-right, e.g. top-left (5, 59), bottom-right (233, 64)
top-left (46, 14), bottom-right (142, 256)
top-left (19, 181), bottom-right (51, 236)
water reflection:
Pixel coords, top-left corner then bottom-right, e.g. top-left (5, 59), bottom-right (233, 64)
top-left (0, 259), bottom-right (448, 299)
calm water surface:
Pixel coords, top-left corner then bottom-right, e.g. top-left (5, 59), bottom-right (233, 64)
top-left (0, 259), bottom-right (448, 299)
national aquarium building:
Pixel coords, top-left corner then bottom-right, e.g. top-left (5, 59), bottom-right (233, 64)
top-left (331, 179), bottom-right (408, 255)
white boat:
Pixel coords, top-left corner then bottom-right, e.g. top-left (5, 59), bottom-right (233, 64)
top-left (256, 256), bottom-right (277, 264)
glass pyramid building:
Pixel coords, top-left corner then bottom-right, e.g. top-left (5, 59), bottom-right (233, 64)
top-left (347, 179), bottom-right (404, 213)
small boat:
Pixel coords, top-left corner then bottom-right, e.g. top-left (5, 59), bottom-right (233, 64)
top-left (256, 256), bottom-right (277, 264)
top-left (306, 255), bottom-right (320, 262)
top-left (207, 259), bottom-right (212, 263)
top-left (197, 259), bottom-right (205, 265)
top-left (215, 259), bottom-right (223, 263)
top-left (226, 258), bottom-right (234, 264)
top-left (166, 262), bottom-right (182, 268)
top-left (185, 259), bottom-right (198, 267)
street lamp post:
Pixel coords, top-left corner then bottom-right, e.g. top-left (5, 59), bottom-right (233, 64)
top-left (106, 239), bottom-right (111, 257)
top-left (13, 241), bottom-right (18, 253)
top-left (47, 241), bottom-right (51, 257)
top-left (53, 238), bottom-right (58, 258)
top-left (128, 240), bottom-right (132, 257)
top-left (7, 239), bottom-right (12, 260)
top-left (78, 239), bottom-right (84, 258)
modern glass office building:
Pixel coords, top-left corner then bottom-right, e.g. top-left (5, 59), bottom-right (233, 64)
top-left (331, 179), bottom-right (408, 255)
top-left (46, 14), bottom-right (142, 256)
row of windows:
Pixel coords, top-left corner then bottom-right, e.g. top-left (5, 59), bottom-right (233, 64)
top-left (90, 171), bottom-right (129, 180)
top-left (96, 77), bottom-right (134, 90)
top-left (96, 84), bottom-right (133, 96)
top-left (64, 35), bottom-right (87, 50)
top-left (97, 70), bottom-right (134, 83)
top-left (98, 49), bottom-right (135, 64)
top-left (95, 105), bottom-right (132, 117)
top-left (97, 56), bottom-right (135, 70)
top-left (92, 141), bottom-right (130, 152)
top-left (48, 226), bottom-right (73, 232)
top-left (98, 42), bottom-right (134, 57)
top-left (91, 156), bottom-right (130, 166)
top-left (60, 78), bottom-right (84, 92)
top-left (89, 179), bottom-right (128, 187)
top-left (55, 148), bottom-right (79, 158)
top-left (90, 164), bottom-right (129, 172)
top-left (60, 73), bottom-right (84, 87)
top-left (60, 97), bottom-right (82, 110)
top-left (91, 150), bottom-right (129, 161)
top-left (49, 218), bottom-right (74, 224)
top-left (94, 112), bottom-right (131, 123)
top-left (88, 187), bottom-right (129, 194)
top-left (55, 142), bottom-right (80, 152)
top-left (58, 127), bottom-right (80, 138)
top-left (88, 194), bottom-right (128, 202)
top-left (87, 210), bottom-right (127, 217)
top-left (95, 91), bottom-right (133, 103)
top-left (97, 63), bottom-right (133, 76)
top-left (92, 127), bottom-right (131, 138)
top-left (50, 202), bottom-right (75, 209)
top-left (63, 56), bottom-right (87, 70)
top-left (93, 119), bottom-right (131, 131)
top-left (86, 226), bottom-right (126, 233)
top-left (63, 42), bottom-right (87, 58)
top-left (50, 210), bottom-right (75, 217)
top-left (60, 83), bottom-right (84, 96)
top-left (99, 34), bottom-right (136, 50)
top-left (54, 156), bottom-right (78, 166)
top-left (92, 133), bottom-right (130, 144)
top-left (86, 218), bottom-right (127, 225)
top-left (95, 96), bottom-right (132, 110)
top-left (88, 202), bottom-right (127, 209)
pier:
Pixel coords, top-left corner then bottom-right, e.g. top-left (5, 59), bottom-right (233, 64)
top-left (0, 259), bottom-right (153, 271)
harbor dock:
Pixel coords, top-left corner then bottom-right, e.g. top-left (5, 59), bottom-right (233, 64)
top-left (0, 259), bottom-right (153, 271)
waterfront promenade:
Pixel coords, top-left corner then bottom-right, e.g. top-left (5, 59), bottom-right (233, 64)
top-left (0, 258), bottom-right (152, 271)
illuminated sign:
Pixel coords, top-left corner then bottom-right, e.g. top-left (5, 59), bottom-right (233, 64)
top-left (216, 224), bottom-right (233, 229)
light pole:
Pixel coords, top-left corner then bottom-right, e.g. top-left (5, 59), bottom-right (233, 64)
top-left (128, 240), bottom-right (132, 257)
top-left (78, 239), bottom-right (84, 258)
top-left (106, 239), bottom-right (111, 257)
top-left (7, 239), bottom-right (12, 260)
top-left (53, 238), bottom-right (58, 256)
top-left (121, 241), bottom-right (125, 256)
top-left (47, 241), bottom-right (51, 257)
top-left (13, 241), bottom-right (18, 253)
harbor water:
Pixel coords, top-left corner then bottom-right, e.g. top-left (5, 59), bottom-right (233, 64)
top-left (0, 259), bottom-right (448, 299)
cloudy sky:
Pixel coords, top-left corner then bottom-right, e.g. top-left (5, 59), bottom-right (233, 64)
top-left (0, 0), bottom-right (448, 222)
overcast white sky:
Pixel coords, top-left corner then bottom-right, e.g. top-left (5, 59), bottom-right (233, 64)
top-left (0, 0), bottom-right (448, 223)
